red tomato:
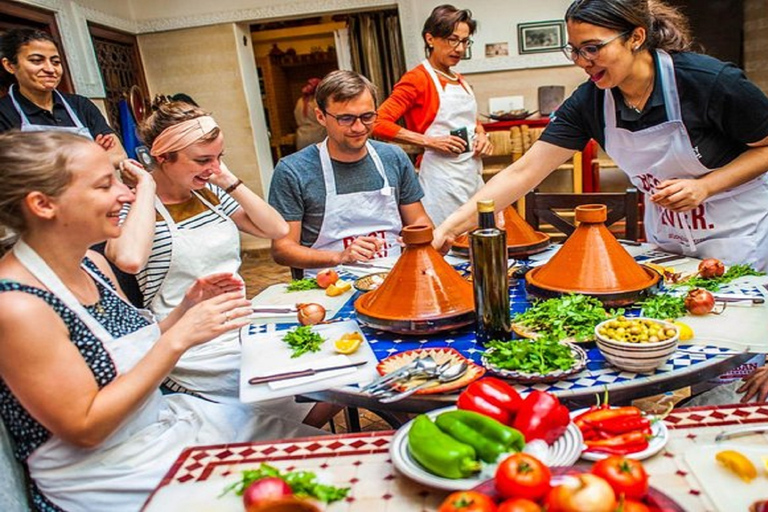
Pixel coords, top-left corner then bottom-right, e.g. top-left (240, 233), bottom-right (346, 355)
top-left (545, 474), bottom-right (616, 512)
top-left (316, 269), bottom-right (339, 289)
top-left (591, 456), bottom-right (649, 499)
top-left (494, 453), bottom-right (551, 501)
top-left (497, 497), bottom-right (541, 512)
top-left (620, 498), bottom-right (651, 512)
top-left (438, 491), bottom-right (497, 512)
top-left (242, 477), bottom-right (292, 510)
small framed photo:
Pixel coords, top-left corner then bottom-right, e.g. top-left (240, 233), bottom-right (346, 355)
top-left (485, 42), bottom-right (509, 58)
top-left (517, 20), bottom-right (566, 54)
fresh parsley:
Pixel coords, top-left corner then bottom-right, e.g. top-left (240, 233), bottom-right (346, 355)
top-left (485, 336), bottom-right (576, 374)
top-left (638, 293), bottom-right (686, 320)
top-left (286, 278), bottom-right (319, 292)
top-left (222, 463), bottom-right (350, 503)
top-left (671, 264), bottom-right (765, 291)
top-left (282, 325), bottom-right (325, 358)
top-left (512, 294), bottom-right (623, 341)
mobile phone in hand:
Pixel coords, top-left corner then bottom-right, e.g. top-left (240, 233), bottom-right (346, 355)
top-left (449, 127), bottom-right (470, 153)
top-left (134, 146), bottom-right (153, 168)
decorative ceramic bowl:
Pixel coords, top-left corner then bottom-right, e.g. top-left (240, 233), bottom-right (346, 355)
top-left (353, 272), bottom-right (388, 292)
top-left (595, 317), bottom-right (679, 373)
top-left (376, 347), bottom-right (485, 395)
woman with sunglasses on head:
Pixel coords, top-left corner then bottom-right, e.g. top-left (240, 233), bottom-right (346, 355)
top-left (434, 0), bottom-right (768, 272)
top-left (0, 130), bottom-right (323, 512)
top-left (0, 28), bottom-right (127, 165)
top-left (373, 4), bottom-right (493, 226)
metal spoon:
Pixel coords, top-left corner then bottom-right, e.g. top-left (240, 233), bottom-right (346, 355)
top-left (361, 355), bottom-right (437, 394)
top-left (378, 361), bottom-right (469, 404)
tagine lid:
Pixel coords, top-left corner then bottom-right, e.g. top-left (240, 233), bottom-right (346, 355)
top-left (526, 204), bottom-right (659, 294)
top-left (452, 206), bottom-right (550, 254)
top-left (354, 225), bottom-right (475, 324)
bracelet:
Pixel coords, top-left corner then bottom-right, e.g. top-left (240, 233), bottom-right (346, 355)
top-left (224, 179), bottom-right (243, 194)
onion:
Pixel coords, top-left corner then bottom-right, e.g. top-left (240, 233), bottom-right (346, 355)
top-left (684, 288), bottom-right (716, 315)
top-left (297, 303), bottom-right (326, 325)
top-left (698, 258), bottom-right (725, 279)
top-left (243, 477), bottom-right (293, 511)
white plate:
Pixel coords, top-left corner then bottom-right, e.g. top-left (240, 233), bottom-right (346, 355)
top-left (390, 406), bottom-right (583, 491)
top-left (570, 407), bottom-right (669, 461)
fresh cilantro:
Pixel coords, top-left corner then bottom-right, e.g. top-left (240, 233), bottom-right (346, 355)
top-left (282, 325), bottom-right (325, 358)
top-left (286, 278), bottom-right (319, 292)
top-left (670, 264), bottom-right (765, 291)
top-left (221, 463), bottom-right (349, 503)
top-left (512, 294), bottom-right (623, 341)
top-left (638, 293), bottom-right (687, 320)
top-left (485, 336), bottom-right (575, 374)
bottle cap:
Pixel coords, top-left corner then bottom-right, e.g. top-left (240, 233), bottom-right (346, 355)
top-left (477, 199), bottom-right (494, 213)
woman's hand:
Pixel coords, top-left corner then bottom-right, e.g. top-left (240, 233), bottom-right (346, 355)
top-left (181, 272), bottom-right (245, 310)
top-left (650, 178), bottom-right (709, 212)
top-left (170, 291), bottom-right (251, 349)
top-left (738, 365), bottom-right (768, 403)
top-left (473, 132), bottom-right (493, 157)
top-left (118, 159), bottom-right (153, 190)
top-left (209, 161), bottom-right (240, 191)
top-left (426, 134), bottom-right (468, 155)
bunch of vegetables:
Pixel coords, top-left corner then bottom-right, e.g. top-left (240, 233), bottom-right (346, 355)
top-left (222, 463), bottom-right (349, 511)
top-left (438, 454), bottom-right (651, 512)
top-left (574, 404), bottom-right (653, 456)
top-left (674, 260), bottom-right (764, 291)
top-left (484, 336), bottom-right (576, 375)
top-left (512, 294), bottom-right (623, 342)
top-left (457, 379), bottom-right (570, 446)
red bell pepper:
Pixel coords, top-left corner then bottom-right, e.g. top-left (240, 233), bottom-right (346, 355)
top-left (457, 377), bottom-right (522, 425)
top-left (584, 431), bottom-right (650, 455)
top-left (586, 415), bottom-right (651, 435)
top-left (573, 406), bottom-right (641, 429)
top-left (512, 390), bottom-right (570, 445)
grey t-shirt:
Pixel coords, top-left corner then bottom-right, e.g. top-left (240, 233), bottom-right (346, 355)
top-left (268, 140), bottom-right (424, 247)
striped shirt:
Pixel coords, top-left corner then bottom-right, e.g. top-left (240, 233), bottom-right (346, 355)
top-left (121, 185), bottom-right (240, 307)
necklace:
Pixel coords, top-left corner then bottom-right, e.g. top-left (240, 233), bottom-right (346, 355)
top-left (433, 67), bottom-right (459, 81)
top-left (622, 72), bottom-right (654, 114)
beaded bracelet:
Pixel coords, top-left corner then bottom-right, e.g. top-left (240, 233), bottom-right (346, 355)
top-left (224, 179), bottom-right (243, 194)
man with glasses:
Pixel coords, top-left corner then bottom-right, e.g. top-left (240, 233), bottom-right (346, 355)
top-left (269, 70), bottom-right (431, 275)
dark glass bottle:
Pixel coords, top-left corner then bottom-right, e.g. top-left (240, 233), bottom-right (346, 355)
top-left (469, 199), bottom-right (511, 346)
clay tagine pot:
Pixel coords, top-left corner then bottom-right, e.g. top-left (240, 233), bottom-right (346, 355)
top-left (525, 204), bottom-right (659, 307)
top-left (355, 225), bottom-right (475, 334)
top-left (452, 206), bottom-right (550, 258)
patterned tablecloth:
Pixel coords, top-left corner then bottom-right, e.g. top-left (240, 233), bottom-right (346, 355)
top-left (143, 403), bottom-right (768, 512)
top-left (243, 248), bottom-right (766, 404)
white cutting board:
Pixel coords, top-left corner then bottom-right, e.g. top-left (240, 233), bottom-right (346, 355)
top-left (239, 320), bottom-right (378, 403)
top-left (684, 443), bottom-right (768, 511)
top-left (249, 282), bottom-right (354, 325)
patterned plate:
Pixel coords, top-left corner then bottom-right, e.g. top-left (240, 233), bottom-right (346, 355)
top-left (353, 272), bottom-right (388, 292)
top-left (390, 405), bottom-right (583, 491)
top-left (376, 347), bottom-right (485, 395)
top-left (481, 342), bottom-right (588, 384)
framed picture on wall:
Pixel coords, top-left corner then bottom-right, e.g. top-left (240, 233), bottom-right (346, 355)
top-left (517, 20), bottom-right (566, 54)
top-left (461, 45), bottom-right (472, 60)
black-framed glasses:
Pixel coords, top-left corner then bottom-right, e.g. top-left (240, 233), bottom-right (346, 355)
top-left (324, 111), bottom-right (378, 127)
top-left (444, 36), bottom-right (473, 49)
top-left (561, 31), bottom-right (630, 62)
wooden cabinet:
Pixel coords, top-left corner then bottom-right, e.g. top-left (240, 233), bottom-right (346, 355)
top-left (257, 51), bottom-right (338, 160)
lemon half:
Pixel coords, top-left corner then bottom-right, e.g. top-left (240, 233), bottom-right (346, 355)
top-left (334, 332), bottom-right (363, 354)
top-left (716, 450), bottom-right (757, 483)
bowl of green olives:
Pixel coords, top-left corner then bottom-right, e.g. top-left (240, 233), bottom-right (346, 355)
top-left (595, 316), bottom-right (679, 373)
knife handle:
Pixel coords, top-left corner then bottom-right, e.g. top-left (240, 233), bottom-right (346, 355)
top-left (249, 369), bottom-right (313, 385)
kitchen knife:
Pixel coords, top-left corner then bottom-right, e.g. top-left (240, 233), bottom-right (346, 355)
top-left (248, 360), bottom-right (367, 385)
top-left (715, 424), bottom-right (768, 442)
top-left (712, 294), bottom-right (765, 304)
top-left (648, 254), bottom-right (687, 264)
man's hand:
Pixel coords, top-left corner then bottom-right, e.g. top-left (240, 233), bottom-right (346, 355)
top-left (738, 365), bottom-right (768, 403)
top-left (650, 178), bottom-right (709, 212)
top-left (95, 133), bottom-right (117, 152)
top-left (431, 226), bottom-right (455, 255)
top-left (338, 236), bottom-right (385, 264)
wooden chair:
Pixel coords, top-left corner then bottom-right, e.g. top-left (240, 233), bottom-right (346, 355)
top-left (524, 188), bottom-right (640, 242)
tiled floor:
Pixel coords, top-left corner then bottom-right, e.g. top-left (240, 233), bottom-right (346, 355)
top-left (240, 250), bottom-right (400, 433)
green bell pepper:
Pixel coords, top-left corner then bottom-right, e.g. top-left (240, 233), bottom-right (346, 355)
top-left (407, 414), bottom-right (481, 479)
top-left (435, 409), bottom-right (525, 463)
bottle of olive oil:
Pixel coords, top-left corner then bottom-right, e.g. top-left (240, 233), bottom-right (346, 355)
top-left (469, 200), bottom-right (510, 346)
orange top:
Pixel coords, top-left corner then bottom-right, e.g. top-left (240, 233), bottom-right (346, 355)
top-left (373, 63), bottom-right (474, 140)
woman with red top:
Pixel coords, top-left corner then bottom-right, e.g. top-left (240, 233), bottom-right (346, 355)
top-left (373, 5), bottom-right (493, 226)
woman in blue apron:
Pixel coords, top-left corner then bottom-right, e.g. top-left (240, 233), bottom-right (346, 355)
top-left (0, 28), bottom-right (126, 164)
top-left (0, 131), bottom-right (322, 512)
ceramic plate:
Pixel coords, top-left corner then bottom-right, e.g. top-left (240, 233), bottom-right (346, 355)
top-left (390, 406), bottom-right (583, 491)
top-left (376, 348), bottom-right (485, 395)
top-left (481, 342), bottom-right (587, 384)
top-left (353, 272), bottom-right (388, 292)
top-left (570, 407), bottom-right (669, 461)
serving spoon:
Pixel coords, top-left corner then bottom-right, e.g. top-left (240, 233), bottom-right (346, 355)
top-left (378, 361), bottom-right (468, 403)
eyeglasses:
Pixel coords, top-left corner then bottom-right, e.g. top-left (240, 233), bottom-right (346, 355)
top-left (444, 36), bottom-right (473, 49)
top-left (324, 111), bottom-right (378, 127)
top-left (561, 31), bottom-right (630, 62)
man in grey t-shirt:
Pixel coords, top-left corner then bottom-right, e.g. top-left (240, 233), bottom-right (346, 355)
top-left (269, 71), bottom-right (431, 273)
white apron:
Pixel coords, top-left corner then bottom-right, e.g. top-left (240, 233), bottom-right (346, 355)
top-left (11, 241), bottom-right (263, 512)
top-left (309, 139), bottom-right (403, 275)
top-left (418, 60), bottom-right (484, 226)
top-left (604, 50), bottom-right (768, 271)
top-left (9, 84), bottom-right (93, 140)
top-left (152, 192), bottom-right (244, 402)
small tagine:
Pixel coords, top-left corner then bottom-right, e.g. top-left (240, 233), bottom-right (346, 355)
top-left (452, 206), bottom-right (550, 258)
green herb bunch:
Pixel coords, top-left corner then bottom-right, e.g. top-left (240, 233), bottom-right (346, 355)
top-left (671, 264), bottom-right (765, 291)
top-left (282, 325), bottom-right (325, 358)
top-left (286, 278), bottom-right (320, 292)
top-left (484, 336), bottom-right (576, 374)
top-left (222, 463), bottom-right (350, 503)
top-left (512, 294), bottom-right (623, 341)
top-left (638, 293), bottom-right (686, 320)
